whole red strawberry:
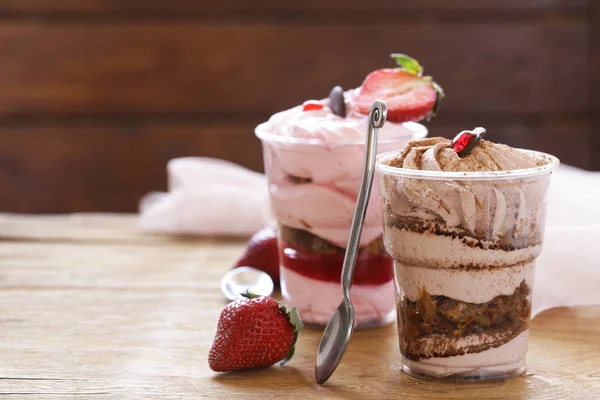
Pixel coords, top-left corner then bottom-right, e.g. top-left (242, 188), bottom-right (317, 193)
top-left (352, 53), bottom-right (444, 123)
top-left (233, 226), bottom-right (280, 284)
top-left (208, 294), bottom-right (303, 372)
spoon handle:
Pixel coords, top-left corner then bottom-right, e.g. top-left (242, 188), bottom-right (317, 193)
top-left (340, 101), bottom-right (387, 297)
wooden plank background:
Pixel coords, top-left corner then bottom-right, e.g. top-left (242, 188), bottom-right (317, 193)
top-left (591, 1), bottom-right (600, 171)
top-left (0, 1), bottom-right (595, 212)
top-left (0, 1), bottom-right (587, 15)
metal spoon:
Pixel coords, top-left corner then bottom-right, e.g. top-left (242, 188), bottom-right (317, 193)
top-left (315, 100), bottom-right (387, 384)
top-left (220, 266), bottom-right (274, 301)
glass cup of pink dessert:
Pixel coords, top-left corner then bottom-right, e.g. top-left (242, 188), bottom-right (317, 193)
top-left (255, 55), bottom-right (443, 328)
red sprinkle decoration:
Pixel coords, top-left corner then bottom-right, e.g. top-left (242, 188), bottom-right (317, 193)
top-left (302, 100), bottom-right (324, 111)
top-left (451, 127), bottom-right (486, 157)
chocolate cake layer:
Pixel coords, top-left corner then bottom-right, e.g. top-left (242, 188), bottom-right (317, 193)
top-left (287, 174), bottom-right (312, 184)
top-left (279, 225), bottom-right (385, 255)
top-left (399, 281), bottom-right (531, 360)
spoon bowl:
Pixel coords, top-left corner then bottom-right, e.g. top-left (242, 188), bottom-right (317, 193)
top-left (220, 266), bottom-right (274, 301)
top-left (315, 298), bottom-right (355, 384)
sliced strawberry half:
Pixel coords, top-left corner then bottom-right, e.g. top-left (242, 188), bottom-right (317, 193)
top-left (351, 54), bottom-right (444, 123)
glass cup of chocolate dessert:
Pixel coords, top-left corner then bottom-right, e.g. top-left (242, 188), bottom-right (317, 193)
top-left (376, 129), bottom-right (559, 380)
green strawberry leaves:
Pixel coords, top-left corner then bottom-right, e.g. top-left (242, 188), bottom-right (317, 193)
top-left (279, 305), bottom-right (304, 366)
top-left (241, 290), bottom-right (259, 299)
top-left (391, 53), bottom-right (423, 76)
top-left (287, 306), bottom-right (304, 332)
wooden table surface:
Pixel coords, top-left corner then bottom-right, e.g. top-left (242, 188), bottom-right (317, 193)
top-left (0, 213), bottom-right (598, 399)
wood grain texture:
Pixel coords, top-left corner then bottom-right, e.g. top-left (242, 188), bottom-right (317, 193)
top-left (0, 0), bottom-right (587, 16)
top-left (0, 213), bottom-right (142, 242)
top-left (591, 1), bottom-right (600, 170)
top-left (0, 2), bottom-right (594, 212)
top-left (0, 212), bottom-right (248, 243)
top-left (0, 120), bottom-right (263, 212)
top-left (0, 117), bottom-right (590, 213)
top-left (0, 22), bottom-right (586, 116)
top-left (0, 214), bottom-right (598, 399)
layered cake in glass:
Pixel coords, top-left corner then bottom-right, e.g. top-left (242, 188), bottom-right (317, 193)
top-left (256, 54), bottom-right (443, 328)
top-left (377, 134), bottom-right (559, 380)
top-left (256, 95), bottom-right (426, 327)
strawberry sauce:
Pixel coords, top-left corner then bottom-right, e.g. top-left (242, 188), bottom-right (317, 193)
top-left (278, 240), bottom-right (394, 285)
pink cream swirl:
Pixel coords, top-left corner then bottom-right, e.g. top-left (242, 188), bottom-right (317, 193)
top-left (256, 93), bottom-right (427, 248)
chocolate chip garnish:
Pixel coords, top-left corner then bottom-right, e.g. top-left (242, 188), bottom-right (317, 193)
top-left (328, 85), bottom-right (346, 118)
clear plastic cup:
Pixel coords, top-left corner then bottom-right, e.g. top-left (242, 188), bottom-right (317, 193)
top-left (376, 150), bottom-right (559, 380)
top-left (256, 122), bottom-right (427, 328)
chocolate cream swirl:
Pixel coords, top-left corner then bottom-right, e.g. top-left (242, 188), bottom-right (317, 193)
top-left (392, 137), bottom-right (543, 172)
top-left (386, 137), bottom-right (549, 246)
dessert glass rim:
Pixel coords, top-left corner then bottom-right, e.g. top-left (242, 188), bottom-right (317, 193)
top-left (376, 149), bottom-right (560, 181)
top-left (254, 121), bottom-right (428, 146)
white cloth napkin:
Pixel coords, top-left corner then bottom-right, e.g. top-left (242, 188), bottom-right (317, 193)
top-left (139, 158), bottom-right (600, 316)
top-left (532, 165), bottom-right (600, 317)
top-left (138, 158), bottom-right (271, 236)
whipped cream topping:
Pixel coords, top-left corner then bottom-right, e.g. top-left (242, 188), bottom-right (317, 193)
top-left (393, 137), bottom-right (544, 172)
top-left (258, 91), bottom-right (428, 247)
top-left (260, 90), bottom-right (423, 144)
top-left (383, 137), bottom-right (551, 241)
